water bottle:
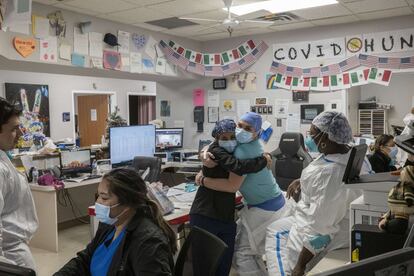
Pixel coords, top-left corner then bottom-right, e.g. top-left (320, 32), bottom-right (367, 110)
top-left (32, 168), bottom-right (39, 184)
top-left (91, 160), bottom-right (98, 176)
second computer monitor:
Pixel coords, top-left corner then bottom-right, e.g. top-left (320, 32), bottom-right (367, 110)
top-left (60, 149), bottom-right (92, 176)
top-left (156, 128), bottom-right (183, 150)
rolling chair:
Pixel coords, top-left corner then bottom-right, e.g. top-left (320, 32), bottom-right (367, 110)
top-left (271, 132), bottom-right (313, 191)
top-left (131, 156), bottom-right (162, 183)
top-left (174, 226), bottom-right (228, 276)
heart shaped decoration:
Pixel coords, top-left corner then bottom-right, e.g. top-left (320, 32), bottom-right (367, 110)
top-left (103, 50), bottom-right (122, 70)
top-left (13, 37), bottom-right (36, 58)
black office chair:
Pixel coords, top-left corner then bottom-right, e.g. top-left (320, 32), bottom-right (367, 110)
top-left (131, 156), bottom-right (162, 183)
top-left (271, 132), bottom-right (313, 191)
top-left (174, 226), bottom-right (228, 276)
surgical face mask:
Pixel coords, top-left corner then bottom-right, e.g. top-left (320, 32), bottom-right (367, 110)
top-left (304, 136), bottom-right (319, 153)
top-left (5, 151), bottom-right (13, 160)
top-left (235, 127), bottom-right (254, 144)
top-left (388, 146), bottom-right (398, 160)
top-left (218, 139), bottom-right (237, 153)
top-left (95, 202), bottom-right (121, 225)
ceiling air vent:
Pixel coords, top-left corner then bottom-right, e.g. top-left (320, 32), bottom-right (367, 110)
top-left (255, 12), bottom-right (302, 23)
top-left (144, 17), bottom-right (198, 29)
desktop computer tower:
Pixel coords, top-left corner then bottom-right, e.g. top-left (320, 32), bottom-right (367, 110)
top-left (351, 224), bottom-right (406, 262)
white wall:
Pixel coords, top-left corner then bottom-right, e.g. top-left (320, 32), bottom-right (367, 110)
top-left (0, 70), bottom-right (156, 141)
top-left (360, 72), bottom-right (414, 131)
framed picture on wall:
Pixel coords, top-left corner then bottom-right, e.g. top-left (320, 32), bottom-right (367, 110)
top-left (208, 107), bottom-right (219, 123)
top-left (255, 97), bottom-right (268, 105)
top-left (292, 90), bottom-right (309, 102)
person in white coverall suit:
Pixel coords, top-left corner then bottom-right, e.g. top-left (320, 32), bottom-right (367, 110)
top-left (0, 98), bottom-right (38, 269)
top-left (265, 111), bottom-right (360, 276)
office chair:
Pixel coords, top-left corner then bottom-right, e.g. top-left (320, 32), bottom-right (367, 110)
top-left (271, 132), bottom-right (313, 191)
top-left (131, 156), bottom-right (162, 183)
top-left (174, 226), bottom-right (228, 276)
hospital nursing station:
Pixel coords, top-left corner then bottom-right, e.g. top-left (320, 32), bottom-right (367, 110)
top-left (0, 0), bottom-right (414, 275)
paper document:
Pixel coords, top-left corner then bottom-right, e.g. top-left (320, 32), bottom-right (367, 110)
top-left (32, 16), bottom-right (49, 39)
top-left (39, 36), bottom-right (57, 63)
top-left (88, 32), bottom-right (103, 58)
top-left (117, 30), bottom-right (130, 54)
top-left (130, 52), bottom-right (142, 73)
top-left (208, 90), bottom-right (220, 107)
top-left (74, 27), bottom-right (89, 55)
top-left (286, 113), bottom-right (301, 132)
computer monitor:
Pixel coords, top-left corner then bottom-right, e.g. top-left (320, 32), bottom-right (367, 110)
top-left (342, 144), bottom-right (368, 183)
top-left (155, 128), bottom-right (183, 150)
top-left (60, 149), bottom-right (92, 176)
top-left (0, 261), bottom-right (36, 276)
top-left (110, 125), bottom-right (155, 167)
top-left (313, 248), bottom-right (414, 276)
top-left (198, 139), bottom-right (212, 152)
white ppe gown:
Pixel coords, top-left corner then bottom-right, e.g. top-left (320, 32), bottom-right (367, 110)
top-left (0, 150), bottom-right (38, 269)
top-left (265, 153), bottom-right (361, 276)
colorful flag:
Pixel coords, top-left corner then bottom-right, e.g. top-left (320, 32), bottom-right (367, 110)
top-left (251, 41), bottom-right (268, 59)
top-left (222, 62), bottom-right (240, 76)
top-left (246, 40), bottom-right (256, 50)
top-left (310, 76), bottom-right (330, 91)
top-left (194, 52), bottom-right (203, 64)
top-left (400, 56), bottom-right (414, 69)
top-left (285, 66), bottom-right (303, 77)
top-left (204, 65), bottom-right (223, 77)
top-left (378, 57), bottom-right (400, 69)
top-left (320, 63), bottom-right (341, 76)
top-left (171, 52), bottom-right (189, 70)
top-left (240, 52), bottom-right (255, 70)
top-left (276, 75), bottom-right (292, 90)
top-left (222, 52), bottom-right (230, 64)
top-left (339, 55), bottom-right (360, 72)
top-left (186, 61), bottom-right (205, 76)
top-left (303, 67), bottom-right (321, 78)
top-left (368, 68), bottom-right (392, 86)
top-left (168, 40), bottom-right (175, 48)
top-left (238, 45), bottom-right (248, 56)
top-left (184, 49), bottom-right (192, 60)
top-left (273, 73), bottom-right (285, 88)
top-left (359, 54), bottom-right (379, 67)
top-left (270, 61), bottom-right (287, 74)
top-left (291, 76), bottom-right (310, 91)
top-left (330, 74), bottom-right (350, 90)
top-left (350, 69), bottom-right (370, 87)
top-left (214, 54), bottom-right (221, 65)
top-left (339, 72), bottom-right (351, 89)
top-left (232, 49), bottom-right (240, 60)
top-left (176, 46), bottom-right (184, 55)
top-left (203, 54), bottom-right (210, 65)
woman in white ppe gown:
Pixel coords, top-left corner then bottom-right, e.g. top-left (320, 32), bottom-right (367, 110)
top-left (265, 111), bottom-right (360, 276)
top-left (0, 98), bottom-right (38, 269)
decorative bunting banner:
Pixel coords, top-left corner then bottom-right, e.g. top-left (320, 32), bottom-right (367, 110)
top-left (159, 39), bottom-right (268, 77)
top-left (267, 53), bottom-right (413, 91)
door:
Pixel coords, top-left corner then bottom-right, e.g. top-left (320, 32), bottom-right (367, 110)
top-left (77, 95), bottom-right (109, 147)
top-left (128, 95), bottom-right (156, 125)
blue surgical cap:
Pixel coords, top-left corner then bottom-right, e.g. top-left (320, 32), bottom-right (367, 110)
top-left (240, 112), bottom-right (262, 133)
top-left (212, 119), bottom-right (236, 139)
top-left (312, 111), bottom-right (352, 144)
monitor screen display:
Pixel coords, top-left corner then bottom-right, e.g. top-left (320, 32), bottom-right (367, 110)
top-left (156, 128), bottom-right (183, 149)
top-left (60, 150), bottom-right (91, 170)
top-left (110, 125), bottom-right (155, 166)
top-left (305, 108), bottom-right (318, 120)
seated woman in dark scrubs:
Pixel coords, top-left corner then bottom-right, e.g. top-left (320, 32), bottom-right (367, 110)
top-left (54, 168), bottom-right (176, 276)
top-left (369, 134), bottom-right (398, 173)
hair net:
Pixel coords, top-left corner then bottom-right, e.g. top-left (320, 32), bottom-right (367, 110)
top-left (212, 119), bottom-right (236, 139)
top-left (240, 112), bottom-right (262, 133)
top-left (312, 111), bottom-right (352, 144)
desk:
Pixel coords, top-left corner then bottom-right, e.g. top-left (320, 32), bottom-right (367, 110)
top-left (30, 178), bottom-right (101, 252)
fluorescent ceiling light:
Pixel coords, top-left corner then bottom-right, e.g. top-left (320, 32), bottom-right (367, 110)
top-left (225, 0), bottom-right (338, 16)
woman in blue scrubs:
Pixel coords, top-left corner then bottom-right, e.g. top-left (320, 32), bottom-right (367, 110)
top-left (54, 168), bottom-right (176, 276)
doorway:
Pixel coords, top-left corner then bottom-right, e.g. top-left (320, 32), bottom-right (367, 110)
top-left (128, 94), bottom-right (156, 125)
top-left (73, 91), bottom-right (116, 147)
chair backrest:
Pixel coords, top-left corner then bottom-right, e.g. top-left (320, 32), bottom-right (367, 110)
top-left (0, 262), bottom-right (36, 276)
top-left (131, 156), bottom-right (162, 183)
top-left (174, 226), bottom-right (228, 276)
top-left (271, 132), bottom-right (313, 191)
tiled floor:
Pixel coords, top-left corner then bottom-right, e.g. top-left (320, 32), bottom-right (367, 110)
top-left (31, 224), bottom-right (349, 276)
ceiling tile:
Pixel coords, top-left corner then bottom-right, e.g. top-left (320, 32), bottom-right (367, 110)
top-left (268, 21), bottom-right (315, 31)
top-left (104, 7), bottom-right (171, 24)
top-left (53, 3), bottom-right (99, 16)
top-left (291, 3), bottom-right (352, 20)
top-left (122, 0), bottom-right (174, 6)
top-left (356, 7), bottom-right (413, 20)
top-left (162, 25), bottom-right (222, 36)
top-left (311, 15), bottom-right (360, 26)
top-left (343, 0), bottom-right (408, 13)
top-left (146, 0), bottom-right (218, 17)
top-left (186, 9), bottom-right (229, 21)
top-left (61, 0), bottom-right (138, 15)
top-left (133, 22), bottom-right (166, 32)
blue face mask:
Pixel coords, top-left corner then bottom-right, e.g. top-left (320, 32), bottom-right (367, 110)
top-left (304, 136), bottom-right (319, 153)
top-left (95, 202), bottom-right (120, 225)
top-left (6, 151), bottom-right (13, 160)
top-left (388, 146), bottom-right (398, 166)
top-left (218, 139), bottom-right (237, 153)
top-left (235, 127), bottom-right (254, 144)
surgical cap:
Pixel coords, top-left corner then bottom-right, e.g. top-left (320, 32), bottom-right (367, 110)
top-left (212, 119), bottom-right (236, 139)
top-left (312, 111), bottom-right (352, 144)
top-left (240, 112), bottom-right (262, 133)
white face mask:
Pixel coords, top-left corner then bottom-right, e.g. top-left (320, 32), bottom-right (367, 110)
top-left (94, 202), bottom-right (122, 225)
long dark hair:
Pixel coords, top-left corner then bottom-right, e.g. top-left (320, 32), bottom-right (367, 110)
top-left (103, 168), bottom-right (177, 253)
top-left (373, 134), bottom-right (394, 152)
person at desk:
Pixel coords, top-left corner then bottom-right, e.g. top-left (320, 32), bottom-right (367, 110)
top-left (369, 134), bottom-right (398, 173)
top-left (265, 111), bottom-right (360, 276)
top-left (196, 112), bottom-right (285, 276)
top-left (55, 168), bottom-right (176, 276)
top-left (0, 98), bottom-right (38, 269)
top-left (190, 119), bottom-right (271, 276)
